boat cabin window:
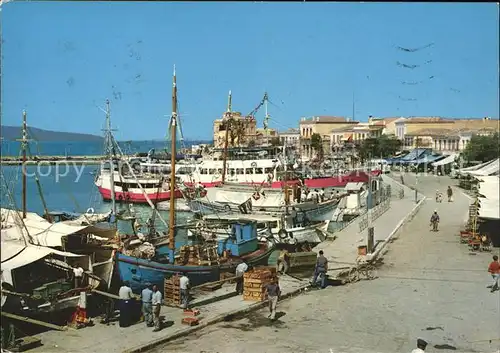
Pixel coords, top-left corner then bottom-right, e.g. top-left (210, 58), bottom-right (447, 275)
top-left (209, 168), bottom-right (216, 175)
top-left (269, 221), bottom-right (278, 228)
top-left (177, 167), bottom-right (195, 175)
top-left (115, 181), bottom-right (159, 189)
top-left (256, 223), bottom-right (266, 230)
top-left (255, 168), bottom-right (263, 174)
top-left (245, 168), bottom-right (253, 174)
top-left (229, 169), bottom-right (235, 176)
top-left (200, 168), bottom-right (208, 175)
top-left (217, 168), bottom-right (223, 174)
top-left (265, 167), bottom-right (273, 174)
top-left (236, 168), bottom-right (244, 175)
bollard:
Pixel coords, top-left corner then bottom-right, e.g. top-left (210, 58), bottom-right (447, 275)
top-left (367, 227), bottom-right (375, 253)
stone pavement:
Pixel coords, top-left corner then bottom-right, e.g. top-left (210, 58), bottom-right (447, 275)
top-left (29, 275), bottom-right (309, 353)
top-left (314, 174), bottom-right (425, 278)
top-left (154, 174), bottom-right (500, 353)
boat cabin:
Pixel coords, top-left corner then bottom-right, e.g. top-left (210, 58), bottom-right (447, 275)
top-left (217, 221), bottom-right (259, 256)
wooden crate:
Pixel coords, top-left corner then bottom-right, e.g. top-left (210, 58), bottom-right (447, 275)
top-left (243, 287), bottom-right (266, 294)
top-left (243, 292), bottom-right (268, 302)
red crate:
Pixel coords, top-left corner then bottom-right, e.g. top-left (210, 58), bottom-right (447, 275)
top-left (181, 317), bottom-right (199, 326)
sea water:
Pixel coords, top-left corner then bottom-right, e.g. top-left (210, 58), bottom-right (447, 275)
top-left (0, 164), bottom-right (193, 235)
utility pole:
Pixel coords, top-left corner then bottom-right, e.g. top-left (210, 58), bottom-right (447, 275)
top-left (221, 90), bottom-right (232, 184)
top-left (414, 135), bottom-right (419, 204)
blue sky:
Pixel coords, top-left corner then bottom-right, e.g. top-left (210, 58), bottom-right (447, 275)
top-left (2, 2), bottom-right (498, 140)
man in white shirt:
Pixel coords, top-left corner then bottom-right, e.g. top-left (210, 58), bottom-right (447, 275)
top-left (118, 281), bottom-right (133, 327)
top-left (411, 338), bottom-right (428, 353)
top-left (151, 285), bottom-right (162, 332)
top-left (73, 265), bottom-right (84, 289)
top-left (235, 262), bottom-right (249, 295)
top-left (179, 274), bottom-right (190, 309)
top-left (119, 282), bottom-right (133, 300)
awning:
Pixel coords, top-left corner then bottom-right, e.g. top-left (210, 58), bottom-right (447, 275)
top-left (403, 154), bottom-right (444, 165)
top-left (477, 176), bottom-right (500, 200)
top-left (477, 198), bottom-right (500, 220)
top-left (1, 208), bottom-right (95, 247)
top-left (458, 158), bottom-right (498, 174)
top-left (1, 244), bottom-right (84, 271)
top-left (432, 153), bottom-right (458, 167)
top-left (466, 159), bottom-right (499, 177)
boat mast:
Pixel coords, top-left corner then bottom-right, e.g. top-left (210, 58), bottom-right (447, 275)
top-left (19, 110), bottom-right (28, 219)
top-left (168, 65), bottom-right (178, 250)
top-left (221, 90), bottom-right (232, 184)
top-left (263, 93), bottom-right (269, 145)
top-left (105, 99), bottom-right (117, 219)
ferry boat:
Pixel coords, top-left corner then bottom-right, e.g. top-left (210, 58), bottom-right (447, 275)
top-left (95, 147), bottom-right (289, 203)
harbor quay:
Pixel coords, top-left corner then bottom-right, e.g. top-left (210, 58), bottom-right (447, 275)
top-left (148, 175), bottom-right (500, 353)
top-left (28, 174), bottom-right (430, 353)
top-left (0, 155), bottom-right (106, 166)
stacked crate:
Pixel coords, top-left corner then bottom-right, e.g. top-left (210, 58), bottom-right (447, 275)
top-left (178, 245), bottom-right (200, 265)
top-left (243, 267), bottom-right (278, 302)
top-left (164, 275), bottom-right (181, 306)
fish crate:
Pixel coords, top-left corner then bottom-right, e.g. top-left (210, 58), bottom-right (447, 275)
top-left (164, 276), bottom-right (181, 305)
top-left (243, 269), bottom-right (277, 281)
top-left (243, 292), bottom-right (268, 302)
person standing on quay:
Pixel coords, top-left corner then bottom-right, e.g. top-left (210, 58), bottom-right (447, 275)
top-left (235, 262), bottom-right (249, 295)
top-left (447, 186), bottom-right (453, 202)
top-left (141, 283), bottom-right (153, 327)
top-left (118, 281), bottom-right (133, 327)
top-left (487, 255), bottom-right (500, 293)
top-left (264, 278), bottom-right (281, 321)
top-left (311, 250), bottom-right (328, 288)
top-left (179, 274), bottom-right (190, 309)
top-left (151, 285), bottom-right (162, 331)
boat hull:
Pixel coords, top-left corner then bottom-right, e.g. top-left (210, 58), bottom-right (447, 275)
top-left (115, 244), bottom-right (275, 295)
top-left (188, 199), bottom-right (338, 222)
top-left (97, 186), bottom-right (183, 203)
top-left (191, 221), bottom-right (329, 245)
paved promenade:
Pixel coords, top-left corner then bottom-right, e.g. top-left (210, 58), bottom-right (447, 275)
top-left (315, 174), bottom-right (424, 278)
top-left (30, 276), bottom-right (309, 353)
top-left (155, 174), bottom-right (500, 353)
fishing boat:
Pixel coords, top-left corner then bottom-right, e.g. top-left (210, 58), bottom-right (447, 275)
top-left (113, 68), bottom-right (275, 295)
top-left (189, 213), bottom-right (330, 245)
top-left (1, 210), bottom-right (103, 313)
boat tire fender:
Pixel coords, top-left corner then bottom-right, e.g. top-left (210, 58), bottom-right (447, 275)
top-left (251, 162), bottom-right (257, 168)
top-left (252, 192), bottom-right (260, 201)
top-left (224, 204), bottom-right (231, 212)
top-left (278, 229), bottom-right (288, 240)
top-left (86, 207), bottom-right (95, 214)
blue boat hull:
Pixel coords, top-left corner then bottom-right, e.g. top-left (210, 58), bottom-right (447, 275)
top-left (116, 244), bottom-right (276, 295)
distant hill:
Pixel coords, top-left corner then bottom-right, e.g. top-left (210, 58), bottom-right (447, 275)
top-left (1, 125), bottom-right (103, 142)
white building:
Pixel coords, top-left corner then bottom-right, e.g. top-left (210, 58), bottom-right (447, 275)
top-left (279, 128), bottom-right (300, 150)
